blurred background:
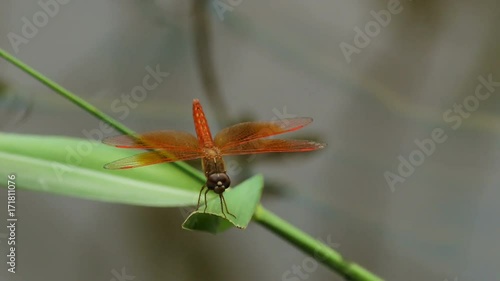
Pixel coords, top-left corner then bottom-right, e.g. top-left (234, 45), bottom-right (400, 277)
top-left (1, 0), bottom-right (499, 280)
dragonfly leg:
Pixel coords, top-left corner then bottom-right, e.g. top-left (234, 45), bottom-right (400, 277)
top-left (203, 188), bottom-right (210, 213)
top-left (220, 194), bottom-right (236, 219)
top-left (196, 185), bottom-right (206, 211)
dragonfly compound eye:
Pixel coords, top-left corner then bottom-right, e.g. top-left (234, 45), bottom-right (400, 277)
top-left (207, 173), bottom-right (231, 194)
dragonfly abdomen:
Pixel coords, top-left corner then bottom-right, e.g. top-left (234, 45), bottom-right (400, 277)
top-left (193, 99), bottom-right (214, 147)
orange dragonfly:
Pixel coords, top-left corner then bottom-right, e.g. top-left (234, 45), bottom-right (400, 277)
top-left (103, 99), bottom-right (325, 218)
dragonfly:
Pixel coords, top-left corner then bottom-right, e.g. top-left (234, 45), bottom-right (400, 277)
top-left (103, 99), bottom-right (325, 218)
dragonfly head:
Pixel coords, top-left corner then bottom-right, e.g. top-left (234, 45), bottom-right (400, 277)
top-left (206, 173), bottom-right (231, 194)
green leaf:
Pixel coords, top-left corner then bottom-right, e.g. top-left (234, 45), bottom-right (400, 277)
top-left (0, 133), bottom-right (265, 233)
top-left (0, 133), bottom-right (204, 206)
top-left (182, 174), bottom-right (264, 234)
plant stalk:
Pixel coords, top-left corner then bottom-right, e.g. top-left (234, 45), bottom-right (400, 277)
top-left (253, 205), bottom-right (384, 281)
top-left (1, 48), bottom-right (384, 281)
top-left (0, 48), bottom-right (203, 182)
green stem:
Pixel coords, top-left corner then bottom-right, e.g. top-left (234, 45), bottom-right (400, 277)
top-left (0, 48), bottom-right (204, 182)
top-left (1, 48), bottom-right (383, 280)
top-left (253, 205), bottom-right (384, 281)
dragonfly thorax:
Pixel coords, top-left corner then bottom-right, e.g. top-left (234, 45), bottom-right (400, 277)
top-left (206, 173), bottom-right (231, 194)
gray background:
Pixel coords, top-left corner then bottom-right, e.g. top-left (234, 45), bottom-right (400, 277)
top-left (1, 0), bottom-right (499, 280)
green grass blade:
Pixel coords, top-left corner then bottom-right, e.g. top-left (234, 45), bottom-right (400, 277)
top-left (0, 133), bottom-right (202, 206)
top-left (0, 133), bottom-right (265, 232)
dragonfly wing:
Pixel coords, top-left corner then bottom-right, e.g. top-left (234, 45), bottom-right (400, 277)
top-left (104, 150), bottom-right (203, 170)
top-left (219, 139), bottom-right (325, 156)
top-left (103, 131), bottom-right (199, 151)
top-left (214, 117), bottom-right (313, 150)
